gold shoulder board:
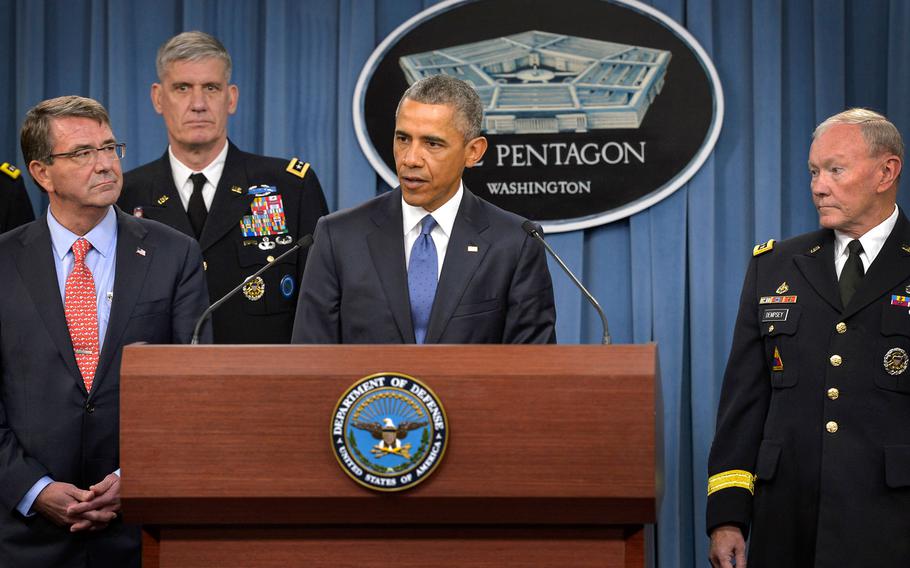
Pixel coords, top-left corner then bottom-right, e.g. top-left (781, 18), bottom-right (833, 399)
top-left (286, 158), bottom-right (310, 179)
top-left (753, 239), bottom-right (775, 257)
top-left (0, 162), bottom-right (21, 180)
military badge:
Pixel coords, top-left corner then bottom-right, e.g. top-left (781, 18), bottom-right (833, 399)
top-left (231, 185), bottom-right (244, 194)
top-left (892, 295), bottom-right (910, 307)
top-left (276, 235), bottom-right (293, 246)
top-left (258, 236), bottom-right (277, 250)
top-left (280, 274), bottom-right (295, 298)
top-left (157, 195), bottom-right (169, 205)
top-left (902, 244), bottom-right (910, 254)
top-left (247, 184), bottom-right (277, 196)
top-left (776, 282), bottom-right (789, 294)
top-left (884, 348), bottom-right (909, 376)
top-left (331, 373), bottom-right (448, 492)
top-left (242, 276), bottom-right (265, 301)
top-left (132, 206), bottom-right (144, 218)
top-left (240, 194), bottom-right (288, 237)
top-left (772, 347), bottom-right (784, 371)
top-left (808, 245), bottom-right (821, 254)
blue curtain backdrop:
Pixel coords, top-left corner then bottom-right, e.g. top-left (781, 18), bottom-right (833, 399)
top-left (2, 0), bottom-right (909, 565)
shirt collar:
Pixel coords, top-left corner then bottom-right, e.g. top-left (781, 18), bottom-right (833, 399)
top-left (834, 204), bottom-right (899, 262)
top-left (401, 181), bottom-right (464, 237)
top-left (47, 205), bottom-right (118, 261)
top-left (168, 139), bottom-right (229, 188)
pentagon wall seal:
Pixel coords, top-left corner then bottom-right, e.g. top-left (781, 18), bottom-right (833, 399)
top-left (331, 373), bottom-right (448, 491)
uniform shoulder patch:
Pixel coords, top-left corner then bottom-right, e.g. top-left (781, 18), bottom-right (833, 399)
top-left (286, 158), bottom-right (310, 179)
top-left (0, 162), bottom-right (21, 180)
top-left (753, 239), bottom-right (775, 257)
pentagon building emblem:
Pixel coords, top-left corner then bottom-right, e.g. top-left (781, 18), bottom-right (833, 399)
top-left (400, 30), bottom-right (671, 134)
top-left (331, 373), bottom-right (448, 491)
top-left (354, 0), bottom-right (723, 232)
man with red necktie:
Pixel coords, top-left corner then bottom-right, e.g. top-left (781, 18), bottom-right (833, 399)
top-left (0, 96), bottom-right (210, 567)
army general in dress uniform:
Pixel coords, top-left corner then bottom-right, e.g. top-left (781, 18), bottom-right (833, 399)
top-left (118, 31), bottom-right (328, 343)
top-left (708, 108), bottom-right (909, 567)
top-left (0, 161), bottom-right (36, 232)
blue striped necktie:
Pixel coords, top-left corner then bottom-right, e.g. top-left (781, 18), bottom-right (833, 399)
top-left (408, 215), bottom-right (438, 344)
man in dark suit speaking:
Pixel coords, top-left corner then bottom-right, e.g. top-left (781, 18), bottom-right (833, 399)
top-left (292, 75), bottom-right (555, 344)
top-left (0, 96), bottom-right (210, 567)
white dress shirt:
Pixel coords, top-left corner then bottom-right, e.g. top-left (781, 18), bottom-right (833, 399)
top-left (402, 182), bottom-right (464, 279)
top-left (833, 204), bottom-right (898, 278)
top-left (168, 140), bottom-right (229, 211)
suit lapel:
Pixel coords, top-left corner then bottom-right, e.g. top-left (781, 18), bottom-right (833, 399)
top-left (424, 190), bottom-right (490, 344)
top-left (842, 212), bottom-right (910, 319)
top-left (366, 191), bottom-right (413, 342)
top-left (93, 210), bottom-right (152, 395)
top-left (794, 230), bottom-right (841, 313)
top-left (15, 218), bottom-right (83, 390)
top-left (143, 153), bottom-right (194, 237)
top-left (199, 143), bottom-right (253, 252)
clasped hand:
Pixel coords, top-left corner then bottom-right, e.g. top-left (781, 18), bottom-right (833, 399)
top-left (33, 473), bottom-right (121, 532)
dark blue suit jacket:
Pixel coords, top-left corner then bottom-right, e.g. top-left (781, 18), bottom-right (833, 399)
top-left (292, 187), bottom-right (556, 344)
top-left (0, 208), bottom-right (210, 567)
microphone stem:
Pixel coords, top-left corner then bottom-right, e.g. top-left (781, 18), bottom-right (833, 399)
top-left (535, 235), bottom-right (611, 345)
top-left (191, 236), bottom-right (311, 344)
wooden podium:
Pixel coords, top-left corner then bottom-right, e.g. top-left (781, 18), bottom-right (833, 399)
top-left (120, 344), bottom-right (659, 567)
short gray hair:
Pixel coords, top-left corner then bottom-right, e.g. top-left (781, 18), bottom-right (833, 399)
top-left (813, 108), bottom-right (905, 160)
top-left (21, 96), bottom-right (111, 165)
top-left (397, 75), bottom-right (484, 141)
top-left (156, 31), bottom-right (232, 82)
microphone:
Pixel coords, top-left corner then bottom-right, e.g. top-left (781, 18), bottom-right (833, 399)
top-left (191, 234), bottom-right (314, 344)
top-left (521, 221), bottom-right (611, 345)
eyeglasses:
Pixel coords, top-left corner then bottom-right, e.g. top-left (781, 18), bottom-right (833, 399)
top-left (46, 143), bottom-right (126, 166)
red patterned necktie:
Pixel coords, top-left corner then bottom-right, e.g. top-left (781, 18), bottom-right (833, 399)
top-left (64, 238), bottom-right (99, 392)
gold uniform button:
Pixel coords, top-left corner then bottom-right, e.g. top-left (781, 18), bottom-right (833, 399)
top-left (827, 388), bottom-right (839, 400)
top-left (830, 355), bottom-right (843, 367)
top-left (266, 255), bottom-right (275, 263)
top-left (835, 322), bottom-right (847, 334)
top-left (826, 421), bottom-right (839, 433)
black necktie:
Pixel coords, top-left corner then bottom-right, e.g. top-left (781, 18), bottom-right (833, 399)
top-left (839, 239), bottom-right (864, 307)
top-left (187, 173), bottom-right (207, 239)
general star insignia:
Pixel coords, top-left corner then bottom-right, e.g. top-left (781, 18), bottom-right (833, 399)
top-left (0, 162), bottom-right (21, 179)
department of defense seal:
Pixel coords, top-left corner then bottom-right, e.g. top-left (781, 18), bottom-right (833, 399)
top-left (331, 373), bottom-right (448, 491)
